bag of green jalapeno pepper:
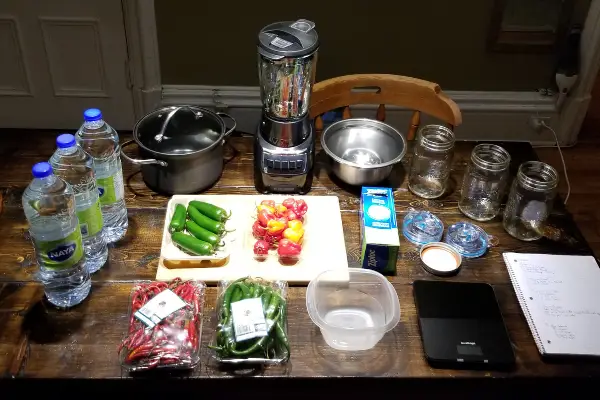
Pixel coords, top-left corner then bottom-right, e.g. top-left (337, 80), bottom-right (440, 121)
top-left (209, 277), bottom-right (290, 365)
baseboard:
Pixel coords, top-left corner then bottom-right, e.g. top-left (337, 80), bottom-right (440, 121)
top-left (162, 85), bottom-right (563, 145)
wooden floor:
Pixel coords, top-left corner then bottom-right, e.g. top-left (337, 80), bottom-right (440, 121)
top-left (536, 128), bottom-right (600, 256)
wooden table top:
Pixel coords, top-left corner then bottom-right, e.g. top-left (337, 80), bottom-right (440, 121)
top-left (0, 130), bottom-right (599, 391)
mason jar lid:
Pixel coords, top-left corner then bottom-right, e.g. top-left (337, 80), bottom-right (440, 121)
top-left (258, 20), bottom-right (319, 59)
top-left (403, 210), bottom-right (444, 246)
top-left (419, 242), bottom-right (462, 276)
top-left (445, 221), bottom-right (490, 258)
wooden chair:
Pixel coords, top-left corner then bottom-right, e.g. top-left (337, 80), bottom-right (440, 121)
top-left (309, 74), bottom-right (462, 140)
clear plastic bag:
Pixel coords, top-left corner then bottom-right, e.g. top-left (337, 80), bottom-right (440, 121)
top-left (118, 278), bottom-right (205, 371)
top-left (209, 277), bottom-right (290, 364)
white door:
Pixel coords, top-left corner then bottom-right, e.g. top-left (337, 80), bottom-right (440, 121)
top-left (0, 0), bottom-right (134, 129)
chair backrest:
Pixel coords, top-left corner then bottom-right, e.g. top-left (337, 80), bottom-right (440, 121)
top-left (309, 74), bottom-right (462, 140)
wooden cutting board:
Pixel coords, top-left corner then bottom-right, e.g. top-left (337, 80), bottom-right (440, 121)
top-left (155, 195), bottom-right (349, 285)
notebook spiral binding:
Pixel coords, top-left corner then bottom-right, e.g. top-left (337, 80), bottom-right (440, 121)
top-left (503, 253), bottom-right (546, 354)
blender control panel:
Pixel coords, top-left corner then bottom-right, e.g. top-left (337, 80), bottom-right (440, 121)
top-left (262, 153), bottom-right (308, 175)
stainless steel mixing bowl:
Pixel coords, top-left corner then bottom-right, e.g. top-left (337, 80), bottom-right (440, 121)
top-left (321, 118), bottom-right (407, 186)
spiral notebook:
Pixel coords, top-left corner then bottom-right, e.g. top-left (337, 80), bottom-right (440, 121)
top-left (503, 253), bottom-right (600, 357)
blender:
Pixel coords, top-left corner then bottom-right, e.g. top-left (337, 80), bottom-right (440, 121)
top-left (254, 19), bottom-right (319, 194)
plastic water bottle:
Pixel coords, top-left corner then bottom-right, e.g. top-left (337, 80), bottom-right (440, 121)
top-left (22, 162), bottom-right (91, 308)
top-left (76, 108), bottom-right (128, 243)
top-left (50, 134), bottom-right (108, 273)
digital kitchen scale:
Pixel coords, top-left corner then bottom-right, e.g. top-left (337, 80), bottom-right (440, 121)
top-left (413, 280), bottom-right (515, 370)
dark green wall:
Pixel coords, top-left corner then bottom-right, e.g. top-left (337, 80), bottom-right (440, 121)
top-left (155, 0), bottom-right (587, 91)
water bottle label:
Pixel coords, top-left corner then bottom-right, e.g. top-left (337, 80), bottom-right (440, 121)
top-left (77, 199), bottom-right (103, 238)
top-left (97, 176), bottom-right (118, 205)
top-left (38, 228), bottom-right (84, 270)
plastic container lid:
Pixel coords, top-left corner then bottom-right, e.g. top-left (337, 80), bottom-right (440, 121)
top-left (445, 221), bottom-right (490, 258)
top-left (419, 242), bottom-right (462, 276)
top-left (32, 162), bottom-right (52, 178)
top-left (403, 210), bottom-right (444, 246)
top-left (56, 133), bottom-right (76, 148)
top-left (83, 108), bottom-right (102, 122)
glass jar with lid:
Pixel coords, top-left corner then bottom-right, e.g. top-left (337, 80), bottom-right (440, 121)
top-left (458, 144), bottom-right (511, 221)
top-left (408, 125), bottom-right (455, 199)
top-left (503, 161), bottom-right (559, 241)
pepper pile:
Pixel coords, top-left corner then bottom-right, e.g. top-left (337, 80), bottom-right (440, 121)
top-left (210, 277), bottom-right (290, 362)
top-left (169, 200), bottom-right (232, 256)
top-left (118, 279), bottom-right (204, 370)
top-left (252, 198), bottom-right (308, 261)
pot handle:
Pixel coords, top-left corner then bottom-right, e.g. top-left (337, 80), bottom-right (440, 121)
top-left (217, 112), bottom-right (237, 138)
top-left (120, 139), bottom-right (168, 167)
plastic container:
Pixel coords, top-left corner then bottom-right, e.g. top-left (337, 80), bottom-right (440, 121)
top-left (306, 268), bottom-right (400, 351)
top-left (402, 209), bottom-right (444, 246)
top-left (119, 278), bottom-right (206, 372)
top-left (251, 197), bottom-right (308, 264)
top-left (210, 277), bottom-right (289, 364)
top-left (161, 196), bottom-right (237, 265)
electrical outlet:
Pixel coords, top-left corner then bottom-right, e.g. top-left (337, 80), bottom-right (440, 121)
top-left (529, 116), bottom-right (551, 132)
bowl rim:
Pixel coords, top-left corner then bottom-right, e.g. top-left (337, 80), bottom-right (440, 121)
top-left (320, 118), bottom-right (408, 169)
top-left (305, 268), bottom-right (401, 333)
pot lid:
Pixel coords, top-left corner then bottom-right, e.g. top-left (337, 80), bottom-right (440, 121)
top-left (258, 19), bottom-right (319, 59)
top-left (135, 106), bottom-right (225, 156)
top-left (445, 221), bottom-right (489, 258)
top-left (403, 210), bottom-right (444, 246)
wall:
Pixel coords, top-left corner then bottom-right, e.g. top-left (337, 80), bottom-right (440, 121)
top-left (155, 0), bottom-right (587, 91)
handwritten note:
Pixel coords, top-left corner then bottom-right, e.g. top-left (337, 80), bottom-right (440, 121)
top-left (504, 253), bottom-right (600, 357)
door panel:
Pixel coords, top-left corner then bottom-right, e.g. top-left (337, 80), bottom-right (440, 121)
top-left (0, 0), bottom-right (134, 129)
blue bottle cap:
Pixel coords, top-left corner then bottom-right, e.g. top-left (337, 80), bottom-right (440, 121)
top-left (445, 221), bottom-right (489, 258)
top-left (32, 162), bottom-right (53, 178)
top-left (83, 108), bottom-right (102, 122)
top-left (403, 210), bottom-right (444, 246)
top-left (56, 133), bottom-right (76, 148)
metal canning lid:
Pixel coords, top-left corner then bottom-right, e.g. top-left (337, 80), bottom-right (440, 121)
top-left (419, 242), bottom-right (462, 276)
top-left (403, 210), bottom-right (444, 246)
top-left (445, 221), bottom-right (489, 258)
top-left (258, 20), bottom-right (319, 59)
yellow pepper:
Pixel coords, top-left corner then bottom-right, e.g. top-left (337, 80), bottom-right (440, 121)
top-left (288, 219), bottom-right (303, 231)
top-left (275, 204), bottom-right (288, 217)
top-left (257, 204), bottom-right (275, 215)
top-left (283, 227), bottom-right (304, 244)
top-left (267, 219), bottom-right (286, 235)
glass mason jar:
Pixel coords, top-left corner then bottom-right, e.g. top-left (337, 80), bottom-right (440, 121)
top-left (458, 144), bottom-right (511, 221)
top-left (503, 161), bottom-right (559, 241)
top-left (408, 125), bottom-right (455, 199)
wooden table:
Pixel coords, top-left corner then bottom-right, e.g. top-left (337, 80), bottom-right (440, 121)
top-left (0, 131), bottom-right (598, 395)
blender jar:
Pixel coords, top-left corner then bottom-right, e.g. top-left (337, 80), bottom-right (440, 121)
top-left (257, 19), bottom-right (319, 120)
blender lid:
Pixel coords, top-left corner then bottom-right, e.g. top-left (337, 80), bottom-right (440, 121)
top-left (445, 221), bottom-right (489, 258)
top-left (258, 19), bottom-right (319, 59)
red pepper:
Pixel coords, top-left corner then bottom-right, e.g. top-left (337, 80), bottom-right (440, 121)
top-left (264, 231), bottom-right (282, 247)
top-left (277, 239), bottom-right (302, 257)
top-left (252, 220), bottom-right (267, 239)
top-left (253, 239), bottom-right (270, 258)
top-left (282, 198), bottom-right (296, 210)
top-left (260, 200), bottom-right (276, 209)
top-left (257, 208), bottom-right (274, 227)
top-left (286, 209), bottom-right (302, 222)
top-left (294, 199), bottom-right (308, 217)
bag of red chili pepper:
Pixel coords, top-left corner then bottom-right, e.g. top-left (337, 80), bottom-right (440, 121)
top-left (209, 277), bottom-right (290, 365)
top-left (118, 278), bottom-right (206, 371)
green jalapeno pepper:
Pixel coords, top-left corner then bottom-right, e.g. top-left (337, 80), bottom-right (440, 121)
top-left (187, 206), bottom-right (229, 235)
top-left (171, 232), bottom-right (214, 256)
top-left (185, 220), bottom-right (223, 247)
top-left (168, 204), bottom-right (187, 233)
top-left (188, 200), bottom-right (231, 222)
